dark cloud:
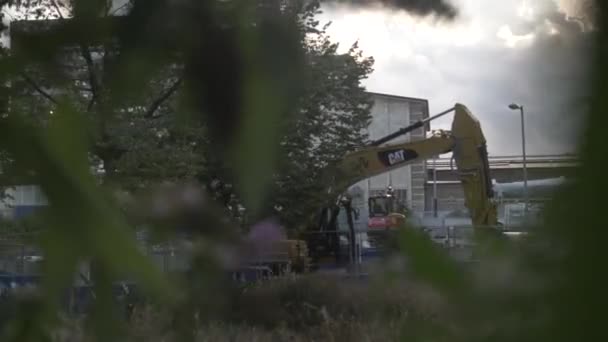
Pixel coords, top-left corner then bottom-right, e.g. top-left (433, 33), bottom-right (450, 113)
top-left (321, 0), bottom-right (457, 19)
top-left (557, 0), bottom-right (597, 31)
top-left (320, 0), bottom-right (594, 155)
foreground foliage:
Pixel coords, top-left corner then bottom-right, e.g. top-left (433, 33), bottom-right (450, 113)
top-left (0, 0), bottom-right (605, 342)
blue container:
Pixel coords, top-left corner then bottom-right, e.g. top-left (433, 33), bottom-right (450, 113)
top-left (13, 205), bottom-right (45, 219)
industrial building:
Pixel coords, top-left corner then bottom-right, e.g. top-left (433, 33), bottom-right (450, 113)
top-left (424, 154), bottom-right (578, 213)
top-left (346, 92), bottom-right (430, 223)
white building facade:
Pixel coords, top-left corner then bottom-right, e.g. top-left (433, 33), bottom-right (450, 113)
top-left (346, 92), bottom-right (430, 227)
top-left (0, 185), bottom-right (48, 219)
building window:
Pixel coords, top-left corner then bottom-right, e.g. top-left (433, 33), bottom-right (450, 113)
top-left (9, 185), bottom-right (48, 206)
top-left (33, 186), bottom-right (48, 205)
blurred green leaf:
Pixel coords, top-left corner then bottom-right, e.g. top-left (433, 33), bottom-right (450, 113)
top-left (396, 226), bottom-right (469, 296)
top-left (0, 106), bottom-right (174, 339)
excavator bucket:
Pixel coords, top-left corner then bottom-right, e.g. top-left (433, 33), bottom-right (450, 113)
top-left (451, 104), bottom-right (498, 227)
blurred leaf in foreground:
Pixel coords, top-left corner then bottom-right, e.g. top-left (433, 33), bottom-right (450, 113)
top-left (0, 102), bottom-right (173, 341)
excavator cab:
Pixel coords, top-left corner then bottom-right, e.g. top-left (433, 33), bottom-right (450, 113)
top-left (368, 196), bottom-right (393, 217)
top-left (367, 186), bottom-right (406, 230)
top-left (368, 186), bottom-right (397, 217)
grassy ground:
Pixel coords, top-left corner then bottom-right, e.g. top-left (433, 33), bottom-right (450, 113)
top-left (51, 272), bottom-right (447, 342)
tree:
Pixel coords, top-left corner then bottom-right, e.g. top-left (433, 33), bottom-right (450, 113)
top-left (2, 0), bottom-right (374, 231)
top-left (271, 14), bottom-right (374, 230)
top-left (5, 1), bottom-right (206, 193)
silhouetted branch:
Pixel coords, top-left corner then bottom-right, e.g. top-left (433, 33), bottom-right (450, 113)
top-left (144, 78), bottom-right (183, 118)
top-left (80, 45), bottom-right (100, 111)
top-left (21, 73), bottom-right (58, 105)
top-left (109, 2), bottom-right (131, 16)
top-left (51, 0), bottom-right (66, 19)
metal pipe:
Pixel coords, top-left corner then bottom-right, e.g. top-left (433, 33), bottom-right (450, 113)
top-left (430, 154), bottom-right (437, 216)
top-left (520, 106), bottom-right (528, 212)
top-left (369, 106), bottom-right (455, 146)
top-left (509, 103), bottom-right (529, 213)
top-left (19, 244), bottom-right (25, 275)
top-left (345, 200), bottom-right (356, 272)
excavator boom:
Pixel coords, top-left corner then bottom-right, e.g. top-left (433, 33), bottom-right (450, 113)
top-left (336, 132), bottom-right (453, 190)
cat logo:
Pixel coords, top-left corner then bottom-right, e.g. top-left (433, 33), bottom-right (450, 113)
top-left (387, 150), bottom-right (406, 165)
top-left (378, 148), bottom-right (418, 167)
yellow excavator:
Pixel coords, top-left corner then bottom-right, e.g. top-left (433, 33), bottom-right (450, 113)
top-left (302, 103), bottom-right (499, 270)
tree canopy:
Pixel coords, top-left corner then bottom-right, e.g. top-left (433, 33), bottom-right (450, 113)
top-left (1, 0), bottom-right (375, 230)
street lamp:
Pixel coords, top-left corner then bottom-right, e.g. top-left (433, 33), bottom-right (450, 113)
top-left (508, 103), bottom-right (528, 212)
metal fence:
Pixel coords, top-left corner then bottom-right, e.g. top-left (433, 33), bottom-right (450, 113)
top-left (0, 222), bottom-right (507, 286)
top-left (137, 241), bottom-right (190, 274)
top-left (0, 238), bottom-right (42, 276)
top-left (300, 224), bottom-right (483, 276)
top-left (134, 233), bottom-right (297, 283)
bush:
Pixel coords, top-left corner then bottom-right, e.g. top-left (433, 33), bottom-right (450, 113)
top-left (48, 272), bottom-right (446, 341)
top-left (226, 272), bottom-right (445, 331)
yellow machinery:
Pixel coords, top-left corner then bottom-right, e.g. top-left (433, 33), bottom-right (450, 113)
top-left (334, 103), bottom-right (497, 227)
top-left (302, 103), bottom-right (499, 270)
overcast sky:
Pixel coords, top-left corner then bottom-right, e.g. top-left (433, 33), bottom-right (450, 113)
top-left (2, 0), bottom-right (593, 156)
top-left (317, 0), bottom-right (595, 156)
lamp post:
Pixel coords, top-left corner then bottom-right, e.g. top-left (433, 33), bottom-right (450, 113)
top-left (433, 155), bottom-right (438, 218)
top-left (508, 103), bottom-right (528, 212)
